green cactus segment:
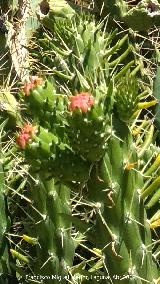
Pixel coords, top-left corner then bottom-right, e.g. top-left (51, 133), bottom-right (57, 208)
top-left (143, 152), bottom-right (160, 174)
top-left (24, 126), bottom-right (90, 182)
top-left (24, 176), bottom-right (74, 283)
top-left (153, 64), bottom-right (160, 142)
top-left (39, 0), bottom-right (77, 28)
top-left (66, 98), bottom-right (110, 162)
top-left (141, 176), bottom-right (160, 199)
top-left (94, 0), bottom-right (160, 31)
top-left (138, 124), bottom-right (154, 158)
top-left (66, 112), bottom-right (107, 162)
top-left (50, 147), bottom-right (90, 182)
top-left (31, 13), bottom-right (137, 92)
top-left (23, 79), bottom-right (67, 129)
top-left (84, 121), bottom-right (158, 282)
top-left (122, 0), bottom-right (160, 31)
top-left (145, 188), bottom-right (160, 209)
top-left (94, 0), bottom-right (127, 17)
top-left (115, 75), bottom-right (140, 122)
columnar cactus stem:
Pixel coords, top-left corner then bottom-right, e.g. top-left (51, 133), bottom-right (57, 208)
top-left (23, 175), bottom-right (75, 283)
top-left (84, 126), bottom-right (159, 283)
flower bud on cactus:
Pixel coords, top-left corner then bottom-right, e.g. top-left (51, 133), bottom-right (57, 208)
top-left (66, 91), bottom-right (110, 162)
top-left (68, 92), bottom-right (94, 113)
top-left (16, 124), bottom-right (36, 149)
top-left (22, 76), bottom-right (43, 96)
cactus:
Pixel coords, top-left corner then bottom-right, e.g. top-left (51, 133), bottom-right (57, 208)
top-left (81, 120), bottom-right (159, 283)
top-left (1, 3), bottom-right (158, 283)
top-left (94, 0), bottom-right (127, 17)
top-left (30, 11), bottom-right (143, 92)
top-left (12, 8), bottom-right (160, 282)
top-left (94, 0), bottom-right (160, 31)
top-left (9, 123), bottom-right (77, 281)
top-left (13, 78), bottom-right (89, 280)
top-left (23, 177), bottom-right (75, 283)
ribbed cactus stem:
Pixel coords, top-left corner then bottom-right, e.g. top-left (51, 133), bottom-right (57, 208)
top-left (24, 174), bottom-right (75, 282)
top-left (85, 125), bottom-right (158, 283)
top-left (114, 60), bottom-right (135, 80)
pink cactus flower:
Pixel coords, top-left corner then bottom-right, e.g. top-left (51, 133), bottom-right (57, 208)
top-left (68, 92), bottom-right (94, 113)
top-left (22, 76), bottom-right (43, 96)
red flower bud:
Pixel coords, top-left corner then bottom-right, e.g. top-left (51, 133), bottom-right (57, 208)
top-left (22, 76), bottom-right (43, 96)
top-left (68, 92), bottom-right (94, 113)
top-left (16, 124), bottom-right (36, 149)
top-left (16, 133), bottom-right (30, 149)
top-left (21, 124), bottom-right (36, 135)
